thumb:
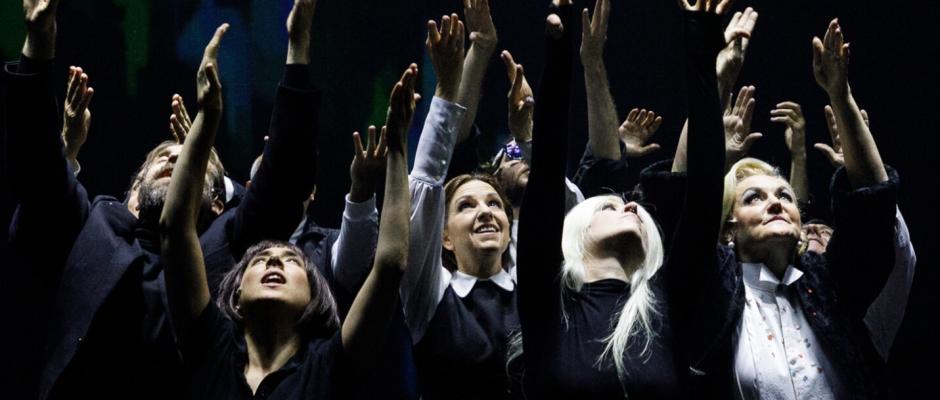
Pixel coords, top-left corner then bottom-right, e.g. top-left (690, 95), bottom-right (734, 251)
top-left (741, 132), bottom-right (763, 152)
top-left (814, 143), bottom-right (841, 166)
top-left (636, 143), bottom-right (661, 157)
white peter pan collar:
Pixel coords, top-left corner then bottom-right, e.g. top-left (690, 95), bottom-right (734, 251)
top-left (450, 268), bottom-right (516, 298)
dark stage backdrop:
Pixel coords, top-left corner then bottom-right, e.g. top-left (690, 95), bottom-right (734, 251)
top-left (2, 0), bottom-right (937, 397)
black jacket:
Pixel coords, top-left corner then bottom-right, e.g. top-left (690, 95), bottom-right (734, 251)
top-left (4, 58), bottom-right (319, 399)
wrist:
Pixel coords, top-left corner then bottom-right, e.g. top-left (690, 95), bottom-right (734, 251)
top-left (23, 32), bottom-right (56, 60)
top-left (435, 83), bottom-right (459, 103)
top-left (286, 43), bottom-right (311, 65)
top-left (349, 182), bottom-right (374, 204)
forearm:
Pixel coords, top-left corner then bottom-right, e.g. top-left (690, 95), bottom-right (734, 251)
top-left (671, 119), bottom-right (689, 172)
top-left (789, 152), bottom-right (809, 203)
top-left (342, 146), bottom-right (409, 370)
top-left (159, 109), bottom-right (221, 334)
top-left (829, 89), bottom-right (889, 187)
top-left (332, 195), bottom-right (379, 293)
top-left (583, 62), bottom-right (621, 160)
top-left (456, 44), bottom-right (494, 143)
top-left (233, 65), bottom-right (319, 251)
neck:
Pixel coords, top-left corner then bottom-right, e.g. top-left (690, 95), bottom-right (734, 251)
top-left (583, 256), bottom-right (631, 283)
top-left (456, 251), bottom-right (503, 279)
top-left (738, 242), bottom-right (795, 279)
top-left (242, 311), bottom-right (302, 376)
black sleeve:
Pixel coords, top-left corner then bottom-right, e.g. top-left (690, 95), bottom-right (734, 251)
top-left (636, 159), bottom-right (686, 246)
top-left (180, 302), bottom-right (235, 366)
top-left (824, 166), bottom-right (899, 318)
top-left (516, 2), bottom-right (574, 391)
top-left (573, 141), bottom-right (632, 198)
top-left (230, 64), bottom-right (319, 257)
top-left (4, 57), bottom-right (90, 283)
top-left (661, 11), bottom-right (730, 367)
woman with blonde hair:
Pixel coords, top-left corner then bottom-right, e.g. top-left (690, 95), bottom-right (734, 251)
top-left (513, 0), bottom-right (734, 397)
top-left (667, 19), bottom-right (899, 399)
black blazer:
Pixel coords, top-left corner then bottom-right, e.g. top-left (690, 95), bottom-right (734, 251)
top-left (4, 59), bottom-right (320, 399)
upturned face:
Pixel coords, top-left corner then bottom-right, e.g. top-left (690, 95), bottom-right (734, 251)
top-left (443, 179), bottom-right (512, 260)
top-left (583, 199), bottom-right (647, 268)
top-left (237, 245), bottom-right (311, 317)
top-left (731, 174), bottom-right (802, 250)
top-left (803, 223), bottom-right (833, 254)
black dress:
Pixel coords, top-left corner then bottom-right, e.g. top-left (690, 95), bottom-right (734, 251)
top-left (413, 281), bottom-right (520, 400)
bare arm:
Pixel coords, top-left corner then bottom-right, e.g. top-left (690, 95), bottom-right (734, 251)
top-left (342, 64), bottom-right (416, 370)
top-left (581, 0), bottom-right (620, 161)
top-left (812, 19), bottom-right (888, 187)
top-left (159, 24), bottom-right (228, 338)
top-left (771, 101), bottom-right (808, 202)
top-left (456, 0), bottom-right (497, 143)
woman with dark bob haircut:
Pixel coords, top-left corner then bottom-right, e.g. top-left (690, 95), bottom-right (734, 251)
top-left (158, 21), bottom-right (419, 397)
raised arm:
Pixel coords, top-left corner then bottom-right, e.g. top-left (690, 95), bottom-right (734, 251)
top-left (812, 18), bottom-right (888, 187)
top-left (7, 0), bottom-right (90, 280)
top-left (230, 0), bottom-right (321, 256)
top-left (581, 0), bottom-right (620, 161)
top-left (771, 101), bottom-right (808, 203)
top-left (159, 24), bottom-right (228, 338)
top-left (456, 0), bottom-right (497, 143)
top-left (61, 66), bottom-right (94, 174)
top-left (401, 14), bottom-right (467, 340)
top-left (516, 0), bottom-right (574, 384)
top-left (330, 128), bottom-right (384, 294)
top-left (342, 64), bottom-right (415, 372)
top-left (667, 0), bottom-right (733, 363)
top-left (812, 19), bottom-right (896, 320)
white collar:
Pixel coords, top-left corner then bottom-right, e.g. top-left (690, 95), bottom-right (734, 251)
top-left (450, 268), bottom-right (516, 298)
top-left (741, 262), bottom-right (803, 292)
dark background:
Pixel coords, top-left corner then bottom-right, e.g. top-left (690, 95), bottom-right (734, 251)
top-left (2, 0), bottom-right (937, 397)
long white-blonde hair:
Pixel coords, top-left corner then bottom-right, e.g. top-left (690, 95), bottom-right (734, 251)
top-left (561, 195), bottom-right (665, 377)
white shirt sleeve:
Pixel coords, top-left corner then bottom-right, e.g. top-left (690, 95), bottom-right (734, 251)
top-left (864, 207), bottom-right (917, 360)
top-left (402, 97), bottom-right (466, 343)
top-left (331, 194), bottom-right (379, 294)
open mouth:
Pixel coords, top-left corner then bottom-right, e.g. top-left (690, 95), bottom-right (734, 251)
top-left (473, 224), bottom-right (500, 234)
top-left (156, 168), bottom-right (174, 179)
top-left (261, 271), bottom-right (286, 285)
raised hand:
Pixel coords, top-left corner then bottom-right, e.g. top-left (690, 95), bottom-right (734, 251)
top-left (384, 64), bottom-right (420, 153)
top-left (813, 18), bottom-right (850, 99)
top-left (169, 94), bottom-right (193, 143)
top-left (197, 24), bottom-right (228, 112)
top-left (464, 0), bottom-right (497, 51)
top-left (427, 14), bottom-right (465, 102)
top-left (22, 0), bottom-right (60, 59)
top-left (286, 0), bottom-right (317, 64)
top-left (717, 7), bottom-right (757, 102)
top-left (580, 0), bottom-right (610, 67)
top-left (501, 50), bottom-right (534, 143)
top-left (619, 108), bottom-right (663, 158)
top-left (677, 0), bottom-right (734, 14)
top-left (814, 104), bottom-right (868, 167)
top-left (724, 85), bottom-right (762, 166)
top-left (350, 126), bottom-right (388, 203)
top-left (770, 101), bottom-right (806, 156)
top-left (62, 66), bottom-right (94, 163)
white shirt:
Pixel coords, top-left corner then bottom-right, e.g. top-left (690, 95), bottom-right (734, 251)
top-left (864, 208), bottom-right (916, 360)
top-left (734, 263), bottom-right (842, 400)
